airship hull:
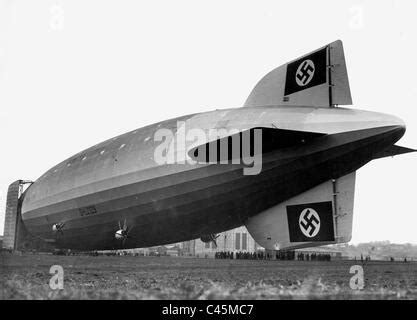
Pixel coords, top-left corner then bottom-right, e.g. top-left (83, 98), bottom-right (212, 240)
top-left (16, 40), bottom-right (413, 251)
top-left (20, 106), bottom-right (405, 250)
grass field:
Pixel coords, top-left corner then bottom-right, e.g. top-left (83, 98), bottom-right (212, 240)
top-left (1, 253), bottom-right (416, 299)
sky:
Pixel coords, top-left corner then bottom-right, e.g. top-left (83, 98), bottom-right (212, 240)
top-left (0, 0), bottom-right (416, 244)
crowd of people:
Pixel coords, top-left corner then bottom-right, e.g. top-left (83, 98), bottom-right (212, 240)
top-left (276, 251), bottom-right (296, 260)
top-left (215, 251), bottom-right (234, 259)
top-left (214, 250), bottom-right (331, 261)
top-left (296, 252), bottom-right (331, 261)
top-left (215, 251), bottom-right (271, 260)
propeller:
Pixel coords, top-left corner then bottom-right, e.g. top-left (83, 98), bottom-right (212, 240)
top-left (200, 234), bottom-right (220, 248)
top-left (115, 218), bottom-right (134, 247)
top-left (51, 222), bottom-right (65, 237)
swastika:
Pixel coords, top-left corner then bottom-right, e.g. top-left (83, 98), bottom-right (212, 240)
top-left (298, 208), bottom-right (321, 237)
top-left (295, 59), bottom-right (315, 86)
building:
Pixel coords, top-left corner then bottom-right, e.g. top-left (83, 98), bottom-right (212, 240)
top-left (2, 180), bottom-right (53, 252)
top-left (295, 246), bottom-right (344, 260)
top-left (2, 181), bottom-right (21, 250)
top-left (182, 226), bottom-right (260, 258)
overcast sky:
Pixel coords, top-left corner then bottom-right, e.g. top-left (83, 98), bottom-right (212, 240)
top-left (0, 0), bottom-right (416, 244)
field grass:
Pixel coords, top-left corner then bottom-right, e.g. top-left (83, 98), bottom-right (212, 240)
top-left (1, 253), bottom-right (416, 300)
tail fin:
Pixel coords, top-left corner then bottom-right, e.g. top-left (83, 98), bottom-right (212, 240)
top-left (372, 145), bottom-right (416, 160)
top-left (244, 40), bottom-right (352, 108)
top-left (244, 172), bottom-right (356, 251)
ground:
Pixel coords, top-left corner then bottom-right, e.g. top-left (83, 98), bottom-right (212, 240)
top-left (1, 253), bottom-right (416, 299)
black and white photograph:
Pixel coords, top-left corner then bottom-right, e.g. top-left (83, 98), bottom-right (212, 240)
top-left (1, 0), bottom-right (416, 309)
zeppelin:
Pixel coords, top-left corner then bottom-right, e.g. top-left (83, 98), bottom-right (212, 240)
top-left (18, 40), bottom-right (414, 251)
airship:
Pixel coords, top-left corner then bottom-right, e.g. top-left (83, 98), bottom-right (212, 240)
top-left (16, 40), bottom-right (414, 251)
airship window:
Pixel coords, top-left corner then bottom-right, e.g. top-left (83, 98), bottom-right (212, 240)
top-left (82, 156), bottom-right (87, 161)
top-left (144, 136), bottom-right (151, 142)
top-left (119, 144), bottom-right (126, 149)
top-left (66, 163), bottom-right (71, 167)
top-left (100, 150), bottom-right (105, 155)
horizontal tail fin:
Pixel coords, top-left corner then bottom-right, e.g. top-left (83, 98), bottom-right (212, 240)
top-left (372, 145), bottom-right (416, 160)
top-left (244, 40), bottom-right (352, 108)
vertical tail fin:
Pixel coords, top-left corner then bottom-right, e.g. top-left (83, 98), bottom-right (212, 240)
top-left (244, 172), bottom-right (356, 251)
top-left (244, 40), bottom-right (352, 108)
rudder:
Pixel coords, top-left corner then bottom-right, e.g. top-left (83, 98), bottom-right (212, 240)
top-left (244, 40), bottom-right (352, 108)
top-left (244, 171), bottom-right (356, 251)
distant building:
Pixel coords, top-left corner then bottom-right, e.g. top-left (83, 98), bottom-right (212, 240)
top-left (2, 181), bottom-right (21, 250)
top-left (295, 246), bottom-right (343, 260)
top-left (181, 226), bottom-right (260, 258)
top-left (2, 180), bottom-right (51, 252)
